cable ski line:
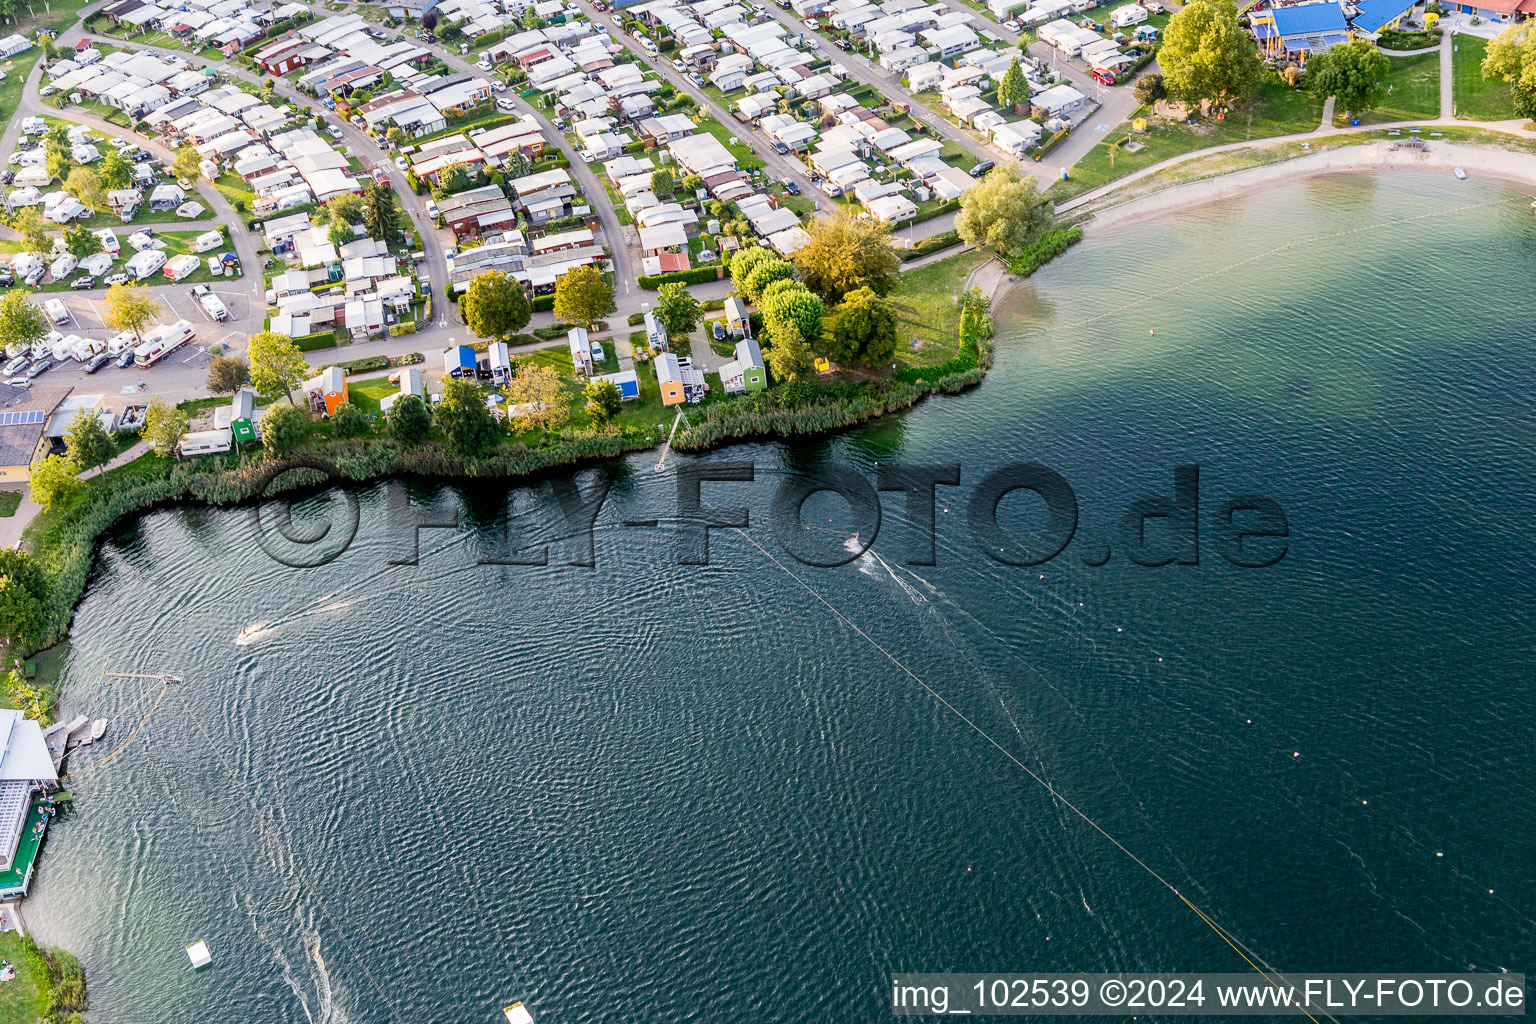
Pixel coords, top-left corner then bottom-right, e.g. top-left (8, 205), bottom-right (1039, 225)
top-left (732, 527), bottom-right (1333, 1024)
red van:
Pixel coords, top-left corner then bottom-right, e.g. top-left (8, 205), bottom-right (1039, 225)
top-left (1091, 67), bottom-right (1117, 85)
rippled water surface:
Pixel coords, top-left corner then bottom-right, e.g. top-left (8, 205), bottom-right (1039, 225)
top-left (26, 171), bottom-right (1536, 1023)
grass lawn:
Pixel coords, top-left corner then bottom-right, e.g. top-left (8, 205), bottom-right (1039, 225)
top-left (0, 932), bottom-right (52, 1024)
top-left (1452, 36), bottom-right (1516, 121)
top-left (1337, 50), bottom-right (1441, 126)
top-left (0, 53), bottom-right (42, 128)
top-left (0, 491), bottom-right (20, 517)
top-left (1050, 83), bottom-right (1325, 200)
top-left (695, 115), bottom-right (766, 172)
top-left (346, 377), bottom-right (398, 415)
top-left (886, 248), bottom-right (990, 368)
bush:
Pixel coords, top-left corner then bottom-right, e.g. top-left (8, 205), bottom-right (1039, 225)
top-left (327, 355), bottom-right (389, 374)
top-left (638, 266), bottom-right (722, 289)
top-left (389, 321), bottom-right (417, 336)
top-left (1006, 226), bottom-right (1083, 277)
top-left (902, 229), bottom-right (961, 261)
top-left (531, 293), bottom-right (555, 312)
top-left (627, 311), bottom-right (647, 326)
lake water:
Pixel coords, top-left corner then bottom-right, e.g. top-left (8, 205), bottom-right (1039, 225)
top-left (26, 170), bottom-right (1536, 1023)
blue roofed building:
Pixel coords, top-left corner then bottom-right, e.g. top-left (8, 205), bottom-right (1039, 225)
top-left (1250, 1), bottom-right (1350, 63)
top-left (444, 344), bottom-right (477, 379)
top-left (1347, 0), bottom-right (1417, 34)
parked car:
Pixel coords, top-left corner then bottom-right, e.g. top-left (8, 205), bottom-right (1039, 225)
top-left (0, 270), bottom-right (12, 287)
top-left (784, 180), bottom-right (800, 195)
top-left (85, 351), bottom-right (112, 374)
top-left (968, 159), bottom-right (995, 178)
top-left (773, 140), bottom-right (788, 154)
top-left (476, 59), bottom-right (494, 72)
top-left (5, 379), bottom-right (29, 389)
top-left (688, 71), bottom-right (705, 86)
top-left (1091, 67), bottom-right (1116, 85)
top-left (836, 37), bottom-right (851, 50)
top-left (395, 155), bottom-right (409, 170)
top-left (591, 341), bottom-right (606, 363)
top-left (115, 349), bottom-right (135, 369)
top-left (672, 58), bottom-right (685, 71)
top-left (2, 356), bottom-right (28, 376)
top-left (592, 0), bottom-right (606, 8)
top-left (425, 199), bottom-right (440, 218)
top-left (69, 275), bottom-right (95, 290)
top-left (712, 321), bottom-right (725, 341)
top-left (0, 170), bottom-right (12, 185)
top-left (327, 124), bottom-right (345, 140)
top-left (103, 272), bottom-right (129, 286)
top-left (26, 358), bottom-right (51, 378)
top-left (23, 266), bottom-right (44, 286)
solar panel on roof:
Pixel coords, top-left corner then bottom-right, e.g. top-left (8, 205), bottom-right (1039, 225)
top-left (0, 411), bottom-right (45, 426)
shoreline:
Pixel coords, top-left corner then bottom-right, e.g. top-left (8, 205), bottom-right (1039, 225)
top-left (1079, 140), bottom-right (1536, 234)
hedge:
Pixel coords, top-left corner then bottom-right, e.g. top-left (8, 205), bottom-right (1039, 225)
top-left (532, 294), bottom-right (555, 312)
top-left (638, 266), bottom-right (722, 289)
top-left (389, 321), bottom-right (417, 336)
top-left (1007, 226), bottom-right (1083, 277)
top-left (902, 229), bottom-right (961, 261)
top-left (1033, 127), bottom-right (1070, 161)
top-left (293, 332), bottom-right (338, 351)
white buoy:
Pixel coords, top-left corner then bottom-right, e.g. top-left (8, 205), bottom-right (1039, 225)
top-left (505, 1002), bottom-right (535, 1024)
top-left (1292, 752), bottom-right (1300, 758)
top-left (186, 940), bottom-right (212, 969)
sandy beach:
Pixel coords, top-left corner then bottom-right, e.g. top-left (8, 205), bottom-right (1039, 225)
top-left (1083, 140), bottom-right (1536, 234)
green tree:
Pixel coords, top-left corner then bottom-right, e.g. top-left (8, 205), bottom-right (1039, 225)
top-left (96, 148), bottom-right (134, 190)
top-left (997, 57), bottom-right (1029, 110)
top-left (247, 331), bottom-right (310, 405)
top-left (825, 286), bottom-right (898, 366)
top-left (328, 219), bottom-right (353, 249)
top-left (101, 283), bottom-right (161, 341)
top-left (729, 245), bottom-right (777, 295)
top-left (506, 363), bottom-right (568, 435)
top-left (650, 167), bottom-right (675, 197)
top-left (1158, 0), bottom-right (1263, 109)
top-left (328, 192), bottom-right (365, 225)
top-left (387, 393), bottom-right (432, 444)
top-left (1304, 39), bottom-right (1391, 115)
top-left (259, 402), bottom-right (308, 455)
top-left (13, 208), bottom-right (51, 255)
top-left (742, 258), bottom-right (794, 304)
top-left (27, 454), bottom-right (83, 512)
top-left (437, 377), bottom-right (500, 455)
top-left (655, 282), bottom-right (701, 339)
top-left (0, 292), bottom-right (46, 356)
top-left (759, 279), bottom-right (825, 343)
top-left (763, 320), bottom-right (814, 382)
top-left (437, 162), bottom-right (472, 193)
top-left (552, 264), bottom-right (616, 328)
top-left (64, 408), bottom-right (114, 472)
top-left (0, 572), bottom-right (45, 650)
top-left (363, 182), bottom-right (401, 239)
top-left (172, 145), bottom-right (203, 182)
top-left (63, 224), bottom-right (102, 260)
top-left (206, 355), bottom-right (250, 394)
top-left (0, 548), bottom-right (49, 650)
top-left (790, 210), bottom-right (901, 302)
top-left (1134, 71), bottom-right (1167, 106)
top-left (64, 166), bottom-right (107, 214)
top-left (955, 165), bottom-right (1054, 255)
top-left (330, 402), bottom-right (370, 438)
top-left (681, 172), bottom-right (704, 194)
top-left (141, 396), bottom-right (187, 458)
top-left (461, 270), bottom-right (532, 341)
top-left (583, 377), bottom-right (623, 422)
top-left (1483, 20), bottom-right (1536, 118)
